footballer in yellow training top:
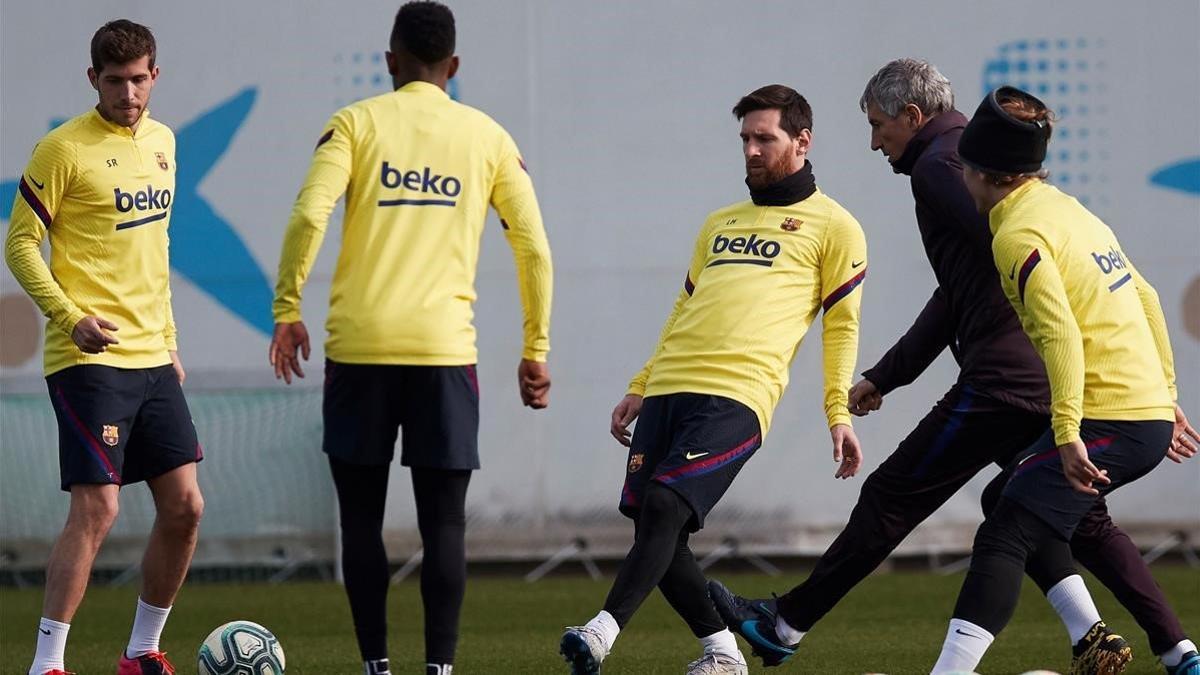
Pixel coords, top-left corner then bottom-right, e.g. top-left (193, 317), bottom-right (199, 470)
top-left (268, 4), bottom-right (552, 674)
top-left (928, 86), bottom-right (1198, 675)
top-left (560, 84), bottom-right (867, 675)
top-left (5, 20), bottom-right (204, 675)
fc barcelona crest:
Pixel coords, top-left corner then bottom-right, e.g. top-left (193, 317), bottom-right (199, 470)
top-left (628, 453), bottom-right (644, 474)
top-left (155, 152), bottom-right (169, 171)
top-left (780, 217), bottom-right (801, 232)
top-left (101, 424), bottom-right (119, 447)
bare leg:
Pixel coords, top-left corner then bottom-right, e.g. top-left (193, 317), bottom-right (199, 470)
top-left (140, 463), bottom-right (204, 606)
top-left (42, 484), bottom-right (120, 621)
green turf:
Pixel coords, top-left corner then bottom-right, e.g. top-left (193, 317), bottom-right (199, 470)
top-left (1, 566), bottom-right (1196, 674)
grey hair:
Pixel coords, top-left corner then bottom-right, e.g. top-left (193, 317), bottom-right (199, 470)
top-left (859, 58), bottom-right (954, 118)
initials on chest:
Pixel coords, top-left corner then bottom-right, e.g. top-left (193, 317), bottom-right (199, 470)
top-left (80, 140), bottom-right (175, 225)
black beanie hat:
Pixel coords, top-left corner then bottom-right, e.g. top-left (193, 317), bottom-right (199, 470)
top-left (958, 86), bottom-right (1052, 174)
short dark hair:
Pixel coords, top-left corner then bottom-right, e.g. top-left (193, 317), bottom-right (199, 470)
top-left (732, 85), bottom-right (813, 137)
top-left (390, 1), bottom-right (456, 64)
top-left (91, 20), bottom-right (156, 73)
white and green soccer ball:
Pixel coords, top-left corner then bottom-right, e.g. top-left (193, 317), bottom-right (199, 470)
top-left (197, 620), bottom-right (286, 675)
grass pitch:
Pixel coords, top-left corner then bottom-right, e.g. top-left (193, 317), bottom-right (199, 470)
top-left (1, 566), bottom-right (1196, 674)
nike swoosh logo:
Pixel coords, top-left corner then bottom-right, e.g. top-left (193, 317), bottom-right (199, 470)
top-left (851, 260), bottom-right (864, 268)
top-left (1009, 262), bottom-right (1017, 279)
top-left (40, 627), bottom-right (51, 635)
top-left (740, 620), bottom-right (791, 653)
top-left (685, 451), bottom-right (709, 460)
top-left (28, 176), bottom-right (45, 190)
top-left (955, 628), bottom-right (982, 639)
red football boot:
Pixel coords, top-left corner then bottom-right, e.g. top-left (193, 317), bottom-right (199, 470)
top-left (117, 651), bottom-right (176, 675)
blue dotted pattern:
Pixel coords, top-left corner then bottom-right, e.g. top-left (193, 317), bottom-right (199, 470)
top-left (982, 38), bottom-right (1110, 211)
top-left (333, 52), bottom-right (460, 107)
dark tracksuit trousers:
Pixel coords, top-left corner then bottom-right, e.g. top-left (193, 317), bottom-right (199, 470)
top-left (780, 108), bottom-right (1187, 654)
top-left (774, 384), bottom-right (1187, 654)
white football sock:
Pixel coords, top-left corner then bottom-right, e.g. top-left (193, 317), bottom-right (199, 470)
top-left (699, 628), bottom-right (741, 657)
top-left (1160, 639), bottom-right (1198, 667)
top-left (364, 657), bottom-right (391, 674)
top-left (29, 617), bottom-right (70, 675)
top-left (585, 610), bottom-right (620, 651)
top-left (1046, 575), bottom-right (1102, 644)
top-left (126, 597), bottom-right (171, 658)
top-left (931, 618), bottom-right (994, 674)
top-left (774, 614), bottom-right (805, 646)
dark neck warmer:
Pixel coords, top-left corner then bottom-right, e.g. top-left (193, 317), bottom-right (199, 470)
top-left (748, 161), bottom-right (817, 206)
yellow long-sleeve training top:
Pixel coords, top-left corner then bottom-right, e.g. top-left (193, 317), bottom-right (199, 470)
top-left (629, 190), bottom-right (867, 437)
top-left (5, 109), bottom-right (177, 376)
top-left (273, 81), bottom-right (553, 365)
top-left (990, 180), bottom-right (1176, 445)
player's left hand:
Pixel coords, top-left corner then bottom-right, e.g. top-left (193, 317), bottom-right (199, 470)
top-left (518, 359), bottom-right (550, 409)
top-left (269, 321), bottom-right (311, 385)
top-left (1059, 439), bottom-right (1110, 495)
top-left (1167, 404), bottom-right (1199, 463)
top-left (169, 350), bottom-right (186, 385)
top-left (831, 423), bottom-right (863, 479)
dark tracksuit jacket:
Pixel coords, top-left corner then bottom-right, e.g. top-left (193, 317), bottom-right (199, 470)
top-left (861, 110), bottom-right (1049, 410)
top-left (775, 112), bottom-right (1185, 652)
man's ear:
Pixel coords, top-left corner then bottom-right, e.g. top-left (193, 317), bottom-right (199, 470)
top-left (904, 102), bottom-right (926, 130)
top-left (795, 128), bottom-right (813, 156)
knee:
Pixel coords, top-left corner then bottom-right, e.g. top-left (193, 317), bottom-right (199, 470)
top-left (973, 506), bottom-right (1030, 562)
top-left (419, 500), bottom-right (466, 531)
top-left (972, 516), bottom-right (1008, 552)
top-left (859, 464), bottom-right (896, 497)
top-left (416, 504), bottom-right (466, 537)
top-left (160, 489), bottom-right (204, 534)
top-left (68, 486), bottom-right (120, 536)
top-left (640, 483), bottom-right (690, 526)
top-left (980, 470), bottom-right (1009, 517)
top-left (975, 498), bottom-right (1060, 563)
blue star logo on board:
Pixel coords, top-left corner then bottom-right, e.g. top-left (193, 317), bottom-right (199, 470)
top-left (1, 87), bottom-right (274, 337)
top-left (1150, 158), bottom-right (1200, 196)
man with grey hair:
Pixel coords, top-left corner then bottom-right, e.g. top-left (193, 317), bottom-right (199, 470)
top-left (711, 59), bottom-right (1190, 674)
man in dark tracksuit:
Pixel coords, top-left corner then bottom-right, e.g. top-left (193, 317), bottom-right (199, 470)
top-left (710, 59), bottom-right (1189, 673)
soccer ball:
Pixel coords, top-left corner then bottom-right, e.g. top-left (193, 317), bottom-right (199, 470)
top-left (197, 620), bottom-right (286, 675)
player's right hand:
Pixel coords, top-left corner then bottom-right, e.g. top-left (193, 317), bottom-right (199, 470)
top-left (610, 394), bottom-right (643, 447)
top-left (848, 379), bottom-right (882, 417)
top-left (518, 359), bottom-right (551, 409)
top-left (1059, 439), bottom-right (1110, 495)
top-left (831, 423), bottom-right (863, 479)
top-left (269, 321), bottom-right (310, 385)
top-left (71, 316), bottom-right (120, 354)
top-left (1167, 404), bottom-right (1199, 463)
